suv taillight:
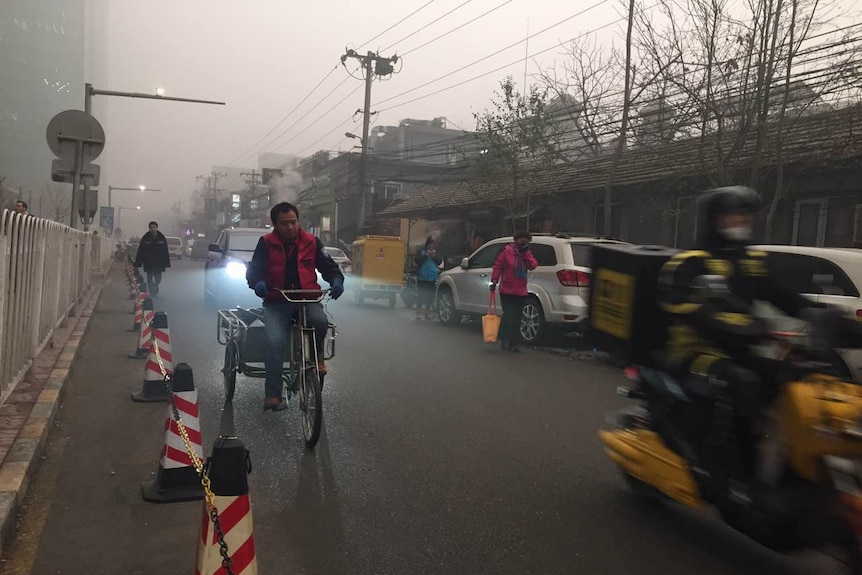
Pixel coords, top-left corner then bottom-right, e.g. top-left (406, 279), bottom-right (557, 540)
top-left (557, 270), bottom-right (590, 287)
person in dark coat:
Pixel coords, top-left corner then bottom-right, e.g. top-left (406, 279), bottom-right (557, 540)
top-left (134, 221), bottom-right (171, 295)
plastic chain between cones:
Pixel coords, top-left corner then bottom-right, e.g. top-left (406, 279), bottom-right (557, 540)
top-left (150, 335), bottom-right (235, 574)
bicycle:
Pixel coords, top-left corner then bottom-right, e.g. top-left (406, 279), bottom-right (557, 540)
top-left (217, 288), bottom-right (336, 448)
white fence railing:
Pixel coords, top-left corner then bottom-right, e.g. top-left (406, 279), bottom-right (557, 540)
top-left (0, 209), bottom-right (112, 403)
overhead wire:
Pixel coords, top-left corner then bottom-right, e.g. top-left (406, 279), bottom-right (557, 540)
top-left (380, 0), bottom-right (474, 53)
top-left (401, 0), bottom-right (513, 57)
top-left (222, 64), bottom-right (340, 168)
top-left (374, 0), bottom-right (615, 109)
top-left (357, 0), bottom-right (436, 50)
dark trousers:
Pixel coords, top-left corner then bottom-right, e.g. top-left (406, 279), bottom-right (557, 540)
top-left (683, 355), bottom-right (781, 478)
top-left (417, 280), bottom-right (436, 312)
top-left (263, 302), bottom-right (329, 399)
top-left (145, 270), bottom-right (162, 295)
top-left (499, 294), bottom-right (526, 345)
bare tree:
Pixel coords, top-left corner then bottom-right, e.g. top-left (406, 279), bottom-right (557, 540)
top-left (471, 78), bottom-right (565, 231)
top-left (43, 183), bottom-right (71, 223)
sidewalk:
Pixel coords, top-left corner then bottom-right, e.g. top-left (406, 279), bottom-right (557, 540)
top-left (0, 278), bottom-right (104, 554)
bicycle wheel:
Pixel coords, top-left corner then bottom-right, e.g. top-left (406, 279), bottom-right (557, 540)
top-left (222, 341), bottom-right (238, 400)
top-left (299, 368), bottom-right (323, 448)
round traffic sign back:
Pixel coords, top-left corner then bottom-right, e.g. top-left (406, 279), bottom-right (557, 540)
top-left (46, 109), bottom-right (106, 163)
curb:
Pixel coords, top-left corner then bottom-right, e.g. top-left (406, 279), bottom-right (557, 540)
top-left (0, 281), bottom-right (105, 555)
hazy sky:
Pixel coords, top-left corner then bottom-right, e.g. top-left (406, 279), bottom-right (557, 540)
top-left (100, 0), bottom-right (859, 233)
top-left (101, 0), bottom-right (633, 230)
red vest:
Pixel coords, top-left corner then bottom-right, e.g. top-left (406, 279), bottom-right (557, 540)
top-left (262, 229), bottom-right (321, 302)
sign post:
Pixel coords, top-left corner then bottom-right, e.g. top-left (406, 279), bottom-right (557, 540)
top-left (46, 109), bottom-right (105, 229)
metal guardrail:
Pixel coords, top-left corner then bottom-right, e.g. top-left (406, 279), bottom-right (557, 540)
top-left (0, 209), bottom-right (112, 403)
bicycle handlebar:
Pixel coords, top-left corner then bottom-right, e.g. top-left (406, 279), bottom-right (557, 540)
top-left (274, 288), bottom-right (331, 303)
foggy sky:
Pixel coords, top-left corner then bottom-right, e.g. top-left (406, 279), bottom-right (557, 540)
top-left (99, 0), bottom-right (859, 234)
top-left (100, 0), bottom-right (628, 233)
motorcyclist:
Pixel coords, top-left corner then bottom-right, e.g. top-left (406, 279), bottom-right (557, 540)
top-left (657, 186), bottom-right (824, 487)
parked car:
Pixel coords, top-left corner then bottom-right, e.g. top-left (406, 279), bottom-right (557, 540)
top-left (435, 233), bottom-right (629, 344)
top-left (324, 246), bottom-right (352, 275)
top-left (190, 239), bottom-right (211, 261)
top-left (204, 228), bottom-right (269, 307)
top-left (751, 245), bottom-right (862, 381)
top-left (166, 236), bottom-right (184, 260)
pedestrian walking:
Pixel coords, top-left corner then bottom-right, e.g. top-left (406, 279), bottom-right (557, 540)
top-left (134, 221), bottom-right (171, 296)
top-left (414, 237), bottom-right (443, 320)
top-left (490, 230), bottom-right (538, 352)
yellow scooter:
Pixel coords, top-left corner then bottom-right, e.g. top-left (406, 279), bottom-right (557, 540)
top-left (600, 301), bottom-right (862, 571)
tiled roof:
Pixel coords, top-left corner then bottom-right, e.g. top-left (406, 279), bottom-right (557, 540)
top-left (381, 103), bottom-right (862, 217)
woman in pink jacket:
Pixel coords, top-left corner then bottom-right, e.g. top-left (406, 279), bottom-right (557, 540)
top-left (490, 230), bottom-right (538, 352)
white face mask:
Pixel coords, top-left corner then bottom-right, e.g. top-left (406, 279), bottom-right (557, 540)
top-left (720, 226), bottom-right (753, 242)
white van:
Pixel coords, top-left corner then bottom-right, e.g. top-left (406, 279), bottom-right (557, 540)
top-left (166, 236), bottom-right (184, 260)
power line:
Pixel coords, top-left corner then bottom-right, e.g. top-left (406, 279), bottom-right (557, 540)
top-left (357, 0), bottom-right (436, 50)
top-left (223, 64), bottom-right (340, 167)
top-left (271, 84), bottom-right (365, 154)
top-left (374, 0), bottom-right (614, 109)
top-left (380, 0), bottom-right (474, 53)
top-left (401, 0), bottom-right (513, 57)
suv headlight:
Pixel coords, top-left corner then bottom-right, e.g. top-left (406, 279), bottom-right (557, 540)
top-left (225, 260), bottom-right (247, 279)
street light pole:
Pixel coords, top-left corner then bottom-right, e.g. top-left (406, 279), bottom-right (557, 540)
top-left (79, 83), bottom-right (225, 230)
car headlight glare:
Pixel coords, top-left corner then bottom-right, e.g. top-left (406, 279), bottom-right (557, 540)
top-left (226, 261), bottom-right (247, 279)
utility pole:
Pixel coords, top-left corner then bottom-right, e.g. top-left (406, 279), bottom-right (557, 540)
top-left (341, 48), bottom-right (399, 232)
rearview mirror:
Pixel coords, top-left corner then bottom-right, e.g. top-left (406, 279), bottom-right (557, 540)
top-left (460, 257), bottom-right (469, 270)
top-left (208, 243), bottom-right (221, 253)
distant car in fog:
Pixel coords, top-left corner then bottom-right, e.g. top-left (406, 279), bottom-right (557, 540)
top-left (190, 239), bottom-right (210, 261)
top-left (166, 236), bottom-right (184, 260)
top-left (324, 246), bottom-right (352, 274)
top-left (204, 227), bottom-right (269, 307)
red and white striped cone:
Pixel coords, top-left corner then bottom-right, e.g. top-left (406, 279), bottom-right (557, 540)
top-left (129, 288), bottom-right (147, 329)
top-left (131, 311), bottom-right (172, 403)
top-left (128, 297), bottom-right (155, 359)
top-left (141, 363), bottom-right (205, 503)
top-left (195, 437), bottom-right (257, 575)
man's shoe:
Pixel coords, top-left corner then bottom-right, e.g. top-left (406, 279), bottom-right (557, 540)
top-left (263, 397), bottom-right (287, 411)
top-left (317, 359), bottom-right (327, 375)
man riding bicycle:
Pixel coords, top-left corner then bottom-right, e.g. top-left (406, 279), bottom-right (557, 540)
top-left (246, 202), bottom-right (345, 411)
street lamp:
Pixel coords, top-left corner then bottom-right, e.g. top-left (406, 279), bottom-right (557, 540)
top-left (107, 185), bottom-right (162, 208)
top-left (345, 132), bottom-right (365, 146)
top-left (117, 205), bottom-right (141, 237)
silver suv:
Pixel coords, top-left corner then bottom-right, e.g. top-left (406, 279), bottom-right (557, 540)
top-left (435, 234), bottom-right (628, 344)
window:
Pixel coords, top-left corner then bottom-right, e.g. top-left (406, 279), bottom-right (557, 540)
top-left (792, 200), bottom-right (827, 246)
top-left (216, 231), bottom-right (226, 251)
top-left (570, 241), bottom-right (620, 267)
top-left (468, 243), bottom-right (505, 269)
top-left (766, 252), bottom-right (858, 297)
top-left (530, 243), bottom-right (557, 266)
top-left (227, 232), bottom-right (265, 252)
top-left (382, 183), bottom-right (401, 200)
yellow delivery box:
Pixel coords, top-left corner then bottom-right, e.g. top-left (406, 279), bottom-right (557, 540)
top-left (350, 235), bottom-right (405, 308)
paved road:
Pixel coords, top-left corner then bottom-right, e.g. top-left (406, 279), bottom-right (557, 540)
top-left (1, 260), bottom-right (845, 574)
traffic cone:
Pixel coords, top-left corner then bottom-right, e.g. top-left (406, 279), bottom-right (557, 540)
top-left (142, 363), bottom-right (205, 503)
top-left (128, 297), bottom-right (155, 359)
top-left (131, 311), bottom-right (172, 403)
top-left (129, 288), bottom-right (147, 330)
top-left (195, 436), bottom-right (257, 575)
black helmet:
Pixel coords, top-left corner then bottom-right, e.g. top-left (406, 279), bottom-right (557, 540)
top-left (695, 186), bottom-right (761, 248)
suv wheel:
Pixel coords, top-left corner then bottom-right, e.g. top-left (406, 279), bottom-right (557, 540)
top-left (436, 287), bottom-right (461, 326)
top-left (520, 297), bottom-right (545, 345)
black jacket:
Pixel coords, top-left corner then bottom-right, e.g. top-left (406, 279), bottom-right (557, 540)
top-left (658, 243), bottom-right (815, 369)
top-left (134, 231), bottom-right (171, 272)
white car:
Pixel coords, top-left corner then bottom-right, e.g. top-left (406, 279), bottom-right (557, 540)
top-left (166, 236), bottom-right (184, 260)
top-left (753, 245), bottom-right (862, 381)
top-left (324, 246), bottom-right (352, 275)
top-left (435, 234), bottom-right (628, 344)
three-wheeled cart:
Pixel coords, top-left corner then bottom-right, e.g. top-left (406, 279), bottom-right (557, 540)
top-left (349, 235), bottom-right (405, 308)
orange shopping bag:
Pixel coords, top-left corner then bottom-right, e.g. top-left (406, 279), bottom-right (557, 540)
top-left (482, 291), bottom-right (501, 343)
